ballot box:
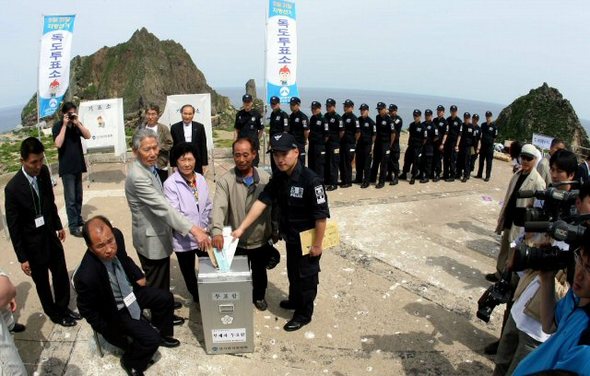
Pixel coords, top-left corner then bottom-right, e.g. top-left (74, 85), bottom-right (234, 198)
top-left (197, 256), bottom-right (254, 354)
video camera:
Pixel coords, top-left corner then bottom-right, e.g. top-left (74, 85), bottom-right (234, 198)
top-left (517, 187), bottom-right (579, 223)
top-left (476, 271), bottom-right (512, 323)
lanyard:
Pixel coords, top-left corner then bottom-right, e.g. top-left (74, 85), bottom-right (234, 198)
top-left (29, 182), bottom-right (41, 216)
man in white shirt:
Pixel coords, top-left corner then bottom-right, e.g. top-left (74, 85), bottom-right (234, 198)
top-left (170, 104), bottom-right (208, 174)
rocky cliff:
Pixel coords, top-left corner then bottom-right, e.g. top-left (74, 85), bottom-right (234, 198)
top-left (497, 83), bottom-right (589, 150)
top-left (21, 28), bottom-right (236, 128)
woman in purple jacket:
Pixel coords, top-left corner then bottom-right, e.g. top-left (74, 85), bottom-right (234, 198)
top-left (164, 142), bottom-right (212, 302)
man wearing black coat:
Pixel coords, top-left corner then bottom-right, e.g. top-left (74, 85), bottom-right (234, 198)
top-left (170, 104), bottom-right (208, 174)
top-left (74, 216), bottom-right (179, 376)
top-left (5, 137), bottom-right (79, 327)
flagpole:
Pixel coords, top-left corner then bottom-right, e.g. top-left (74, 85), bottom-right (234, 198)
top-left (262, 0), bottom-right (269, 167)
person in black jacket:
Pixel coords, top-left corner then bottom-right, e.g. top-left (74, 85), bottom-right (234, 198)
top-left (5, 137), bottom-right (80, 327)
top-left (339, 99), bottom-right (360, 188)
top-left (170, 104), bottom-right (208, 174)
top-left (234, 94), bottom-right (264, 166)
top-left (355, 103), bottom-right (376, 188)
top-left (75, 216), bottom-right (179, 376)
top-left (476, 111), bottom-right (498, 181)
top-left (308, 101), bottom-right (328, 180)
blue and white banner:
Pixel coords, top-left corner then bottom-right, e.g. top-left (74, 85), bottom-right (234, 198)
top-left (38, 15), bottom-right (76, 118)
top-left (266, 0), bottom-right (299, 104)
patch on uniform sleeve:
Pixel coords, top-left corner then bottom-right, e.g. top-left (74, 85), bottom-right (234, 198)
top-left (290, 186), bottom-right (304, 198)
top-left (314, 185), bottom-right (326, 204)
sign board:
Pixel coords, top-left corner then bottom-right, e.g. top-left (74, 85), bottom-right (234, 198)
top-left (532, 133), bottom-right (554, 151)
top-left (78, 98), bottom-right (126, 157)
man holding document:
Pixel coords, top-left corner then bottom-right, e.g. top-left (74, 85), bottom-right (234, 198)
top-left (233, 133), bottom-right (330, 332)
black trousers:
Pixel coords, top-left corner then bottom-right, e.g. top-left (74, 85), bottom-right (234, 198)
top-left (370, 141), bottom-right (390, 183)
top-left (29, 245), bottom-right (71, 321)
top-left (138, 254), bottom-right (170, 292)
top-left (325, 142), bottom-right (340, 185)
top-left (443, 144), bottom-right (458, 179)
top-left (420, 154), bottom-right (433, 179)
top-left (459, 147), bottom-right (473, 178)
top-left (286, 239), bottom-right (320, 322)
top-left (235, 245), bottom-right (271, 301)
top-left (308, 143), bottom-right (326, 183)
top-left (355, 140), bottom-right (372, 183)
top-left (175, 249), bottom-right (207, 301)
top-left (470, 153), bottom-right (478, 173)
top-left (339, 141), bottom-right (355, 185)
top-left (297, 144), bottom-right (306, 167)
top-left (101, 286), bottom-right (174, 372)
top-left (387, 143), bottom-right (401, 178)
top-left (402, 145), bottom-right (421, 177)
top-left (432, 144), bottom-right (443, 178)
top-left (478, 145), bottom-right (494, 178)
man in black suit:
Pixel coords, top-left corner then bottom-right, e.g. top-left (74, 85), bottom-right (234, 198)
top-left (5, 137), bottom-right (80, 327)
top-left (75, 216), bottom-right (179, 376)
top-left (170, 104), bottom-right (208, 174)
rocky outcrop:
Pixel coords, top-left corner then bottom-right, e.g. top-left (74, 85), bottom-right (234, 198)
top-left (245, 79), bottom-right (264, 114)
top-left (21, 28), bottom-right (236, 128)
top-left (497, 83), bottom-right (589, 150)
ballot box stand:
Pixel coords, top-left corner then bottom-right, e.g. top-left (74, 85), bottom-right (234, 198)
top-left (197, 256), bottom-right (254, 354)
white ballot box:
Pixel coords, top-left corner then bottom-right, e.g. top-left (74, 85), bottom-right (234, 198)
top-left (197, 256), bottom-right (254, 354)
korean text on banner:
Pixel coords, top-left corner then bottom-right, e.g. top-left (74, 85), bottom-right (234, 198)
top-left (38, 15), bottom-right (76, 118)
top-left (266, 0), bottom-right (299, 104)
top-left (79, 98), bottom-right (126, 157)
top-left (532, 133), bottom-right (554, 151)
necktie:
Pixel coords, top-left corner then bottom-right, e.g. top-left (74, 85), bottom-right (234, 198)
top-left (151, 167), bottom-right (162, 189)
top-left (31, 177), bottom-right (40, 197)
top-left (113, 258), bottom-right (141, 320)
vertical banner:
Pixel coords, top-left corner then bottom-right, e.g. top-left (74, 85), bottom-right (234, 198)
top-left (38, 15), bottom-right (76, 118)
top-left (79, 98), bottom-right (126, 157)
top-left (266, 0), bottom-right (299, 104)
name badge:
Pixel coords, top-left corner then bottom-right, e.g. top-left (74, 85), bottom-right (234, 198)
top-left (123, 292), bottom-right (137, 307)
top-left (35, 215), bottom-right (45, 228)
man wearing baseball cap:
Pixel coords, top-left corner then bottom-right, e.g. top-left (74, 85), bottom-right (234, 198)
top-left (233, 132), bottom-right (330, 332)
top-left (432, 105), bottom-right (448, 182)
top-left (308, 101), bottom-right (327, 180)
top-left (356, 104), bottom-right (376, 188)
top-left (234, 94), bottom-right (264, 166)
top-left (339, 99), bottom-right (360, 188)
top-left (387, 104), bottom-right (403, 185)
top-left (476, 111), bottom-right (498, 182)
top-left (288, 97), bottom-right (309, 166)
top-left (442, 105), bottom-right (463, 181)
top-left (370, 102), bottom-right (394, 188)
top-left (399, 109), bottom-right (423, 184)
top-left (324, 98), bottom-right (344, 191)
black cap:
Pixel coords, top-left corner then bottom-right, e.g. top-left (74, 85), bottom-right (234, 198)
top-left (425, 109), bottom-right (433, 116)
top-left (463, 112), bottom-right (471, 118)
top-left (289, 96), bottom-right (301, 105)
top-left (413, 109), bottom-right (422, 116)
top-left (485, 111), bottom-right (493, 117)
top-left (376, 102), bottom-right (387, 110)
top-left (450, 105), bottom-right (458, 112)
top-left (388, 104), bottom-right (398, 111)
top-left (360, 103), bottom-right (369, 111)
top-left (242, 94), bottom-right (253, 103)
top-left (268, 133), bottom-right (298, 152)
top-left (270, 96), bottom-right (280, 105)
top-left (343, 99), bottom-right (354, 107)
top-left (326, 98), bottom-right (336, 107)
top-left (437, 105), bottom-right (445, 112)
top-left (311, 101), bottom-right (321, 109)
top-left (473, 113), bottom-right (480, 120)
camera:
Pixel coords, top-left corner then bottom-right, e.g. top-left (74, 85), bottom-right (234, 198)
top-left (517, 187), bottom-right (578, 222)
top-left (476, 272), bottom-right (512, 323)
top-left (68, 113), bottom-right (77, 121)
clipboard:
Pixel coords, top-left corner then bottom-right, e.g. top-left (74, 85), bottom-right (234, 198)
top-left (299, 221), bottom-right (340, 255)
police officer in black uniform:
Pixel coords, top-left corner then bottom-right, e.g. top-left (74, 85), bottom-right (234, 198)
top-left (356, 104), bottom-right (376, 188)
top-left (400, 109), bottom-right (424, 185)
top-left (308, 101), bottom-right (328, 181)
top-left (476, 111), bottom-right (498, 181)
top-left (387, 104), bottom-right (403, 185)
top-left (339, 99), bottom-right (360, 188)
top-left (234, 94), bottom-right (264, 166)
top-left (370, 102), bottom-right (394, 189)
top-left (442, 105), bottom-right (463, 182)
top-left (419, 109), bottom-right (439, 183)
top-left (470, 113), bottom-right (482, 175)
top-left (458, 112), bottom-right (480, 182)
top-left (324, 98), bottom-right (344, 191)
top-left (432, 105), bottom-right (448, 182)
top-left (268, 95), bottom-right (290, 173)
top-left (233, 133), bottom-right (330, 332)
top-left (288, 96), bottom-right (309, 166)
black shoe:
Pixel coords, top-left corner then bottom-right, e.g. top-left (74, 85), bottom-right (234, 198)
top-left (341, 183), bottom-right (352, 188)
top-left (10, 323), bottom-right (26, 333)
top-left (475, 175), bottom-right (483, 179)
top-left (409, 178), bottom-right (415, 185)
top-left (326, 185), bottom-right (337, 191)
top-left (254, 299), bottom-right (268, 311)
top-left (390, 177), bottom-right (399, 185)
top-left (172, 314), bottom-right (185, 326)
top-left (283, 318), bottom-right (311, 332)
top-left (53, 316), bottom-right (77, 327)
top-left (461, 177), bottom-right (468, 183)
top-left (433, 176), bottom-right (440, 182)
top-left (120, 358), bottom-right (145, 376)
top-left (420, 178), bottom-right (428, 184)
top-left (279, 300), bottom-right (296, 310)
top-left (65, 309), bottom-right (82, 320)
top-left (398, 173), bottom-right (407, 180)
top-left (375, 182), bottom-right (384, 189)
top-left (484, 177), bottom-right (490, 182)
top-left (445, 178), bottom-right (455, 182)
top-left (70, 229), bottom-right (83, 238)
top-left (360, 182), bottom-right (370, 189)
top-left (173, 301), bottom-right (182, 310)
top-left (485, 273), bottom-right (500, 283)
top-left (159, 336), bottom-right (181, 348)
top-left (484, 340), bottom-right (499, 355)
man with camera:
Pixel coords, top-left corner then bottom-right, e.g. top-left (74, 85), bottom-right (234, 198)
top-left (492, 149), bottom-right (578, 375)
top-left (52, 101), bottom-right (91, 237)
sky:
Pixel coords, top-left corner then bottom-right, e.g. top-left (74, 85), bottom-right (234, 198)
top-left (1, 0), bottom-right (589, 118)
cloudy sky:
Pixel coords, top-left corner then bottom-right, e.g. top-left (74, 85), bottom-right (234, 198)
top-left (3, 0), bottom-right (589, 118)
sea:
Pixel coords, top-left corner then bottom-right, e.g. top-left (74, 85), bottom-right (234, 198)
top-left (1, 89), bottom-right (588, 134)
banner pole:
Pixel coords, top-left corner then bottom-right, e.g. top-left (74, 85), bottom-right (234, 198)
top-left (262, 0), bottom-right (269, 167)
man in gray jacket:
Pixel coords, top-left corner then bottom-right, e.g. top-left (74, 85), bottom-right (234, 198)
top-left (211, 138), bottom-right (277, 311)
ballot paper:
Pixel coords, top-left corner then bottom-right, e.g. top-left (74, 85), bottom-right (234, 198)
top-left (299, 221), bottom-right (340, 255)
top-left (213, 226), bottom-right (239, 271)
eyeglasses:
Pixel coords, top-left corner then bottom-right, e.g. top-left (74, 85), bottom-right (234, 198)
top-left (573, 248), bottom-right (590, 276)
top-left (521, 155), bottom-right (534, 162)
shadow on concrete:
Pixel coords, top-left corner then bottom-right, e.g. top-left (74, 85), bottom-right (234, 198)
top-left (446, 220), bottom-right (495, 238)
top-left (87, 169), bottom-right (126, 184)
top-left (38, 357), bottom-right (83, 375)
top-left (464, 238), bottom-right (500, 259)
top-left (18, 312), bottom-right (47, 375)
top-left (14, 281), bottom-right (32, 323)
top-left (81, 204), bottom-right (100, 221)
top-left (425, 255), bottom-right (487, 290)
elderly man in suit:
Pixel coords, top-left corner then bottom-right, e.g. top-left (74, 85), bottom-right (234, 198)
top-left (75, 216), bottom-right (179, 376)
top-left (170, 104), bottom-right (208, 174)
top-left (125, 129), bottom-right (210, 319)
top-left (5, 137), bottom-right (80, 327)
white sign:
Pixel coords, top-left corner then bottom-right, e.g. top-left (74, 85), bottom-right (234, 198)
top-left (79, 98), bottom-right (126, 157)
top-left (159, 94), bottom-right (214, 154)
top-left (532, 133), bottom-right (554, 151)
top-left (212, 328), bottom-right (247, 344)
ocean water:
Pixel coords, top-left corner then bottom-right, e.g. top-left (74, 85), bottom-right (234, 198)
top-left (0, 105), bottom-right (22, 133)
